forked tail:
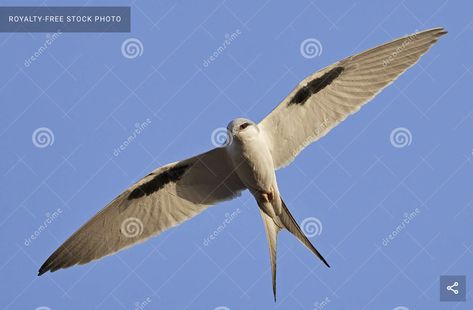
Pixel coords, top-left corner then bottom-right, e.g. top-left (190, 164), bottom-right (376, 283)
top-left (278, 198), bottom-right (330, 268)
top-left (258, 197), bottom-right (329, 301)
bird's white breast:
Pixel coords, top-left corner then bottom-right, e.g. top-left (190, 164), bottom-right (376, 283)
top-left (226, 129), bottom-right (275, 193)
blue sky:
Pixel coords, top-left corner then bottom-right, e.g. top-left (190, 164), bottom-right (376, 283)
top-left (1, 0), bottom-right (472, 309)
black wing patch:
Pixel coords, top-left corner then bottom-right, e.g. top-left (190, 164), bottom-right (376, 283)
top-left (289, 66), bottom-right (344, 106)
top-left (128, 164), bottom-right (192, 200)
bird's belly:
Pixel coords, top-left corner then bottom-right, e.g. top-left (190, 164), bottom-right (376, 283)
top-left (227, 139), bottom-right (275, 193)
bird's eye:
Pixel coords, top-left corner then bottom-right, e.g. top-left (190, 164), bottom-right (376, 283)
top-left (239, 123), bottom-right (250, 130)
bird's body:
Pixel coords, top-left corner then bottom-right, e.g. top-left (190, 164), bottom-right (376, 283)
top-left (227, 118), bottom-right (275, 195)
top-left (226, 118), bottom-right (281, 217)
top-left (226, 118), bottom-right (330, 299)
top-left (37, 27), bottom-right (447, 301)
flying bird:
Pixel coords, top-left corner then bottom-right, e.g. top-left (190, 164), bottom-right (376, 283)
top-left (38, 28), bottom-right (446, 300)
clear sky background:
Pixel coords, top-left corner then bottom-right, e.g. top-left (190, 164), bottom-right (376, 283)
top-left (1, 0), bottom-right (472, 309)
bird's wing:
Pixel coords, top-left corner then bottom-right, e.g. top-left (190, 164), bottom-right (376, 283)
top-left (38, 147), bottom-right (245, 275)
top-left (259, 28), bottom-right (446, 169)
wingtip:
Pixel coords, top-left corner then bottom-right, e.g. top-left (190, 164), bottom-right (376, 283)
top-left (435, 27), bottom-right (448, 36)
top-left (38, 260), bottom-right (52, 276)
top-left (317, 251), bottom-right (330, 268)
top-left (322, 258), bottom-right (330, 268)
top-left (37, 266), bottom-right (48, 276)
top-left (415, 27), bottom-right (447, 38)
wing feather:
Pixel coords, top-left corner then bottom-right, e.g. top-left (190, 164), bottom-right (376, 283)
top-left (38, 147), bottom-right (245, 275)
top-left (260, 28), bottom-right (446, 169)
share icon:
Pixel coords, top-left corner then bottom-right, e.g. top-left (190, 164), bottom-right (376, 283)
top-left (446, 282), bottom-right (459, 295)
top-left (440, 275), bottom-right (466, 302)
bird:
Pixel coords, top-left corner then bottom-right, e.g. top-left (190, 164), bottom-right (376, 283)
top-left (38, 27), bottom-right (446, 301)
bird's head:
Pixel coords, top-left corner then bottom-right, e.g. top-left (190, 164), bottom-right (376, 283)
top-left (227, 118), bottom-right (259, 141)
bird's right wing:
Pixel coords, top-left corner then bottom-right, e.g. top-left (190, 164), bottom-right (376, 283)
top-left (259, 28), bottom-right (447, 169)
top-left (39, 147), bottom-right (245, 275)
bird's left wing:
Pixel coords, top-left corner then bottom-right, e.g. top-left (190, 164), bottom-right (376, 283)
top-left (38, 147), bottom-right (245, 275)
top-left (259, 28), bottom-right (446, 169)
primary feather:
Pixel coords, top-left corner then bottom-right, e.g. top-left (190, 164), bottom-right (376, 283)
top-left (38, 148), bottom-right (245, 275)
top-left (260, 28), bottom-right (447, 169)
